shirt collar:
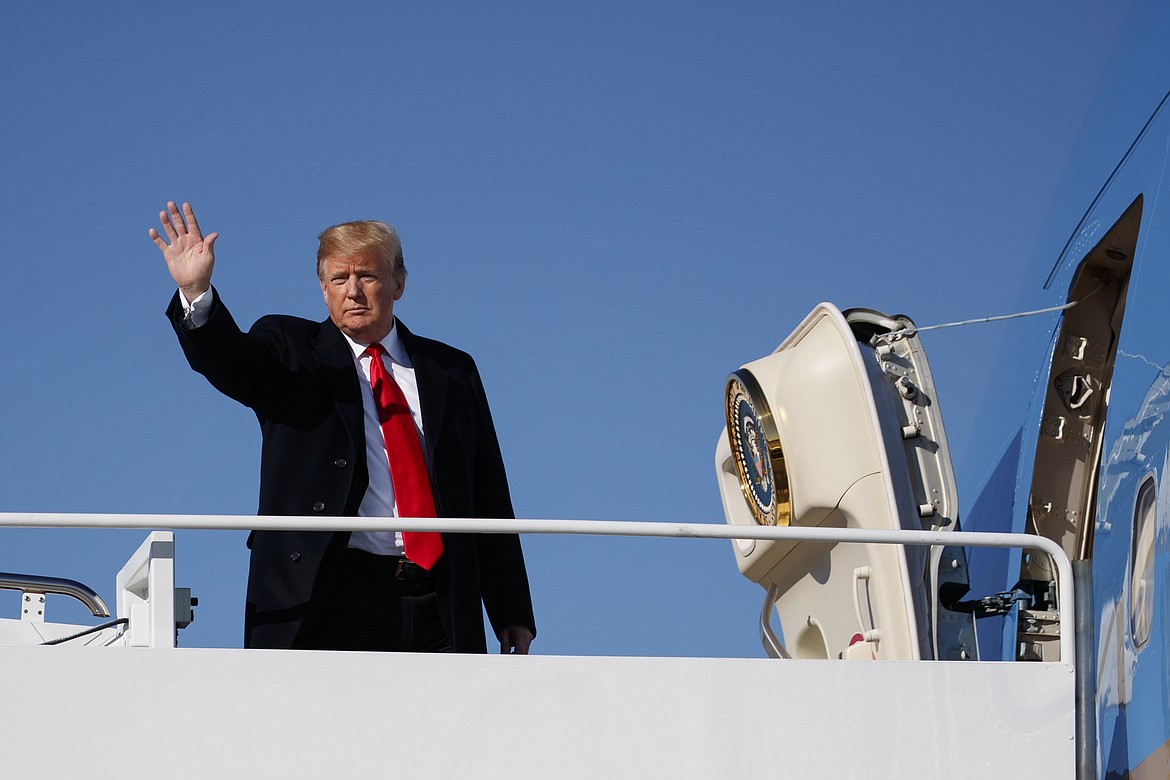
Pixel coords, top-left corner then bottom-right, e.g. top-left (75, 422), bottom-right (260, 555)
top-left (339, 319), bottom-right (411, 367)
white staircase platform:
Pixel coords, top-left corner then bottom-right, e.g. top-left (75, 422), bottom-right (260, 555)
top-left (0, 647), bottom-right (1074, 778)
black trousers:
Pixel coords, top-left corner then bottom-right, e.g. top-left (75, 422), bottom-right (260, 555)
top-left (294, 548), bottom-right (452, 652)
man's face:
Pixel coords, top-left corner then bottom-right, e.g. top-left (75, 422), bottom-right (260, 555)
top-left (319, 252), bottom-right (405, 343)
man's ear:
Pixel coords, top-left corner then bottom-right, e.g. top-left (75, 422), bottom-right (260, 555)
top-left (393, 273), bottom-right (406, 301)
top-left (320, 278), bottom-right (328, 304)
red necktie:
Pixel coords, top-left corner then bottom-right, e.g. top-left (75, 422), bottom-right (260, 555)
top-left (364, 343), bottom-right (443, 570)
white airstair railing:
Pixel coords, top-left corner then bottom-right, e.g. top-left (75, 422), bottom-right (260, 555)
top-left (0, 511), bottom-right (1076, 665)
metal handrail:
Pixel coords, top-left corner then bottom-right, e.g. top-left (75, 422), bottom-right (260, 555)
top-left (0, 512), bottom-right (1076, 664)
top-left (0, 572), bottom-right (111, 618)
top-left (759, 583), bottom-right (791, 659)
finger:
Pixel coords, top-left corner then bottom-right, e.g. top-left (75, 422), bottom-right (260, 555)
top-left (148, 228), bottom-right (168, 251)
top-left (183, 202), bottom-right (203, 239)
top-left (168, 201), bottom-right (188, 235)
top-left (158, 209), bottom-right (179, 241)
top-left (499, 627), bottom-right (532, 655)
top-left (204, 231), bottom-right (219, 252)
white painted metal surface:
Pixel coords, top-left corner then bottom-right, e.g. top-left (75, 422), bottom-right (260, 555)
top-left (115, 531), bottom-right (176, 648)
top-left (0, 646), bottom-right (1074, 779)
top-left (717, 305), bottom-right (924, 660)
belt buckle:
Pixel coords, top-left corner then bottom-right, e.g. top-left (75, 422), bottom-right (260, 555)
top-left (394, 557), bottom-right (409, 578)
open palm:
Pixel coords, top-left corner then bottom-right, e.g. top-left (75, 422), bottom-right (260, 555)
top-left (150, 201), bottom-right (218, 300)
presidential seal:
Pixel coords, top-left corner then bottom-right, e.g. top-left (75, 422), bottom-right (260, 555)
top-left (725, 370), bottom-right (791, 527)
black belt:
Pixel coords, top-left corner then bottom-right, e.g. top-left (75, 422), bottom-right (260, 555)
top-left (346, 548), bottom-right (440, 594)
top-left (391, 556), bottom-right (432, 582)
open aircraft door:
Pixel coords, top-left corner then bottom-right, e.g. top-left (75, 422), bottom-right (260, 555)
top-left (716, 303), bottom-right (975, 661)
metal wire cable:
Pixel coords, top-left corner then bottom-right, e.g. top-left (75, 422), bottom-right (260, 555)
top-left (40, 617), bottom-right (128, 646)
top-left (876, 284), bottom-right (1104, 341)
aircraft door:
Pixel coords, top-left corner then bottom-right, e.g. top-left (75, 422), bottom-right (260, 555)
top-left (715, 303), bottom-right (974, 661)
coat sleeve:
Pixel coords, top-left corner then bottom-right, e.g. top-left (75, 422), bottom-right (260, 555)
top-left (165, 289), bottom-right (296, 414)
top-left (466, 358), bottom-right (537, 639)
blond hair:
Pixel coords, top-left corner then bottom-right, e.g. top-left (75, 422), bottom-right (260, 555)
top-left (316, 220), bottom-right (405, 278)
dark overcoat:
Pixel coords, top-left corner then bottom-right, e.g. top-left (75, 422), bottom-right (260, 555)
top-left (167, 290), bottom-right (535, 651)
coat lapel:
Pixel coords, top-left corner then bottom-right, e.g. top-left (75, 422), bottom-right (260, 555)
top-left (310, 320), bottom-right (366, 463)
top-left (396, 319), bottom-right (448, 467)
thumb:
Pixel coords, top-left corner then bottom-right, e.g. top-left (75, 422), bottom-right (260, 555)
top-left (204, 231), bottom-right (220, 252)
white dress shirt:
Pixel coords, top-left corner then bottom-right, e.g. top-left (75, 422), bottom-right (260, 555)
top-left (341, 323), bottom-right (426, 556)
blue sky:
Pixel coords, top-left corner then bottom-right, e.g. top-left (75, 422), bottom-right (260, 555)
top-left (0, 2), bottom-right (1156, 655)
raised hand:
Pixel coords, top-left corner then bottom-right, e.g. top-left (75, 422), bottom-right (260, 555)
top-left (150, 201), bottom-right (218, 302)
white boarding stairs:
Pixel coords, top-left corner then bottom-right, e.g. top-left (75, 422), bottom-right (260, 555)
top-left (0, 305), bottom-right (1078, 777)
